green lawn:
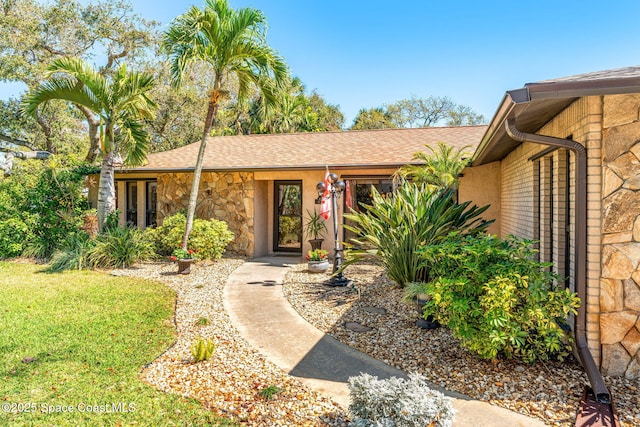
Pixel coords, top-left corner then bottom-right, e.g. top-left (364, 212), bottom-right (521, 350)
top-left (0, 261), bottom-right (236, 426)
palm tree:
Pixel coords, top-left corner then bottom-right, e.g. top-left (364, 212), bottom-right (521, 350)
top-left (163, 0), bottom-right (288, 250)
top-left (22, 57), bottom-right (157, 231)
top-left (396, 142), bottom-right (471, 191)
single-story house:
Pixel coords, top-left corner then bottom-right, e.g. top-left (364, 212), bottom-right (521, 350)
top-left (107, 126), bottom-right (486, 257)
top-left (458, 66), bottom-right (640, 392)
top-left (97, 65), bottom-right (640, 387)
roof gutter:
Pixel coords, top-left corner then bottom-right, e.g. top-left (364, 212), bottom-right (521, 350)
top-left (471, 93), bottom-right (518, 166)
top-left (505, 118), bottom-right (611, 404)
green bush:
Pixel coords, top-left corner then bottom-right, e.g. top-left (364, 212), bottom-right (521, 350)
top-left (344, 184), bottom-right (493, 287)
top-left (0, 162), bottom-right (90, 260)
top-left (89, 226), bottom-right (154, 268)
top-left (146, 212), bottom-right (234, 260)
top-left (0, 217), bottom-right (32, 258)
top-left (419, 235), bottom-right (580, 362)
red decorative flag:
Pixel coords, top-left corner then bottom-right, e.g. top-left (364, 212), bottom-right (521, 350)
top-left (345, 180), bottom-right (352, 210)
top-left (320, 166), bottom-right (331, 220)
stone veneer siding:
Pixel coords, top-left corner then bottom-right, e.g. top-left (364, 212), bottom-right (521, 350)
top-left (156, 172), bottom-right (255, 257)
top-left (600, 94), bottom-right (640, 378)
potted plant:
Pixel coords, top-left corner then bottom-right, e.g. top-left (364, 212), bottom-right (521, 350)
top-left (402, 282), bottom-right (440, 330)
top-left (304, 209), bottom-right (327, 251)
top-left (306, 248), bottom-right (329, 273)
top-left (171, 248), bottom-right (196, 275)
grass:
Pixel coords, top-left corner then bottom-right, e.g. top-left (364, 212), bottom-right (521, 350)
top-left (0, 261), bottom-right (236, 426)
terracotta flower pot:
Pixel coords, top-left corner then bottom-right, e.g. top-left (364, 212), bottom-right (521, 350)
top-left (177, 259), bottom-right (194, 275)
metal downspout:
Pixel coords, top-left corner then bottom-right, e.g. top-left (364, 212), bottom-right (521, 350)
top-left (505, 118), bottom-right (611, 404)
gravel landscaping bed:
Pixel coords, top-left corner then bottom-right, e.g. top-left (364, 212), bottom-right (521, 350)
top-left (113, 260), bottom-right (348, 426)
top-left (282, 261), bottom-right (640, 427)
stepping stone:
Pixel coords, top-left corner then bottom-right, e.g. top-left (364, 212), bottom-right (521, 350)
top-left (343, 322), bottom-right (373, 332)
top-left (361, 306), bottom-right (386, 315)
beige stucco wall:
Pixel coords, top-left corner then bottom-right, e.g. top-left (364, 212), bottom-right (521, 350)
top-left (458, 161), bottom-right (501, 235)
top-left (599, 93), bottom-right (640, 378)
top-left (156, 172), bottom-right (255, 256)
top-left (253, 168), bottom-right (398, 257)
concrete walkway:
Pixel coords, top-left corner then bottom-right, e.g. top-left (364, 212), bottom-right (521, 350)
top-left (223, 257), bottom-right (546, 427)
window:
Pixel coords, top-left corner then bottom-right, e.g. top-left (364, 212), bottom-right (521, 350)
top-left (343, 178), bottom-right (393, 243)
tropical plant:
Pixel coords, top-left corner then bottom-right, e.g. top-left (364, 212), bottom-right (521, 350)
top-left (22, 57), bottom-right (157, 232)
top-left (348, 373), bottom-right (455, 427)
top-left (303, 209), bottom-right (327, 241)
top-left (162, 0), bottom-right (288, 251)
top-left (419, 234), bottom-right (580, 362)
top-left (344, 184), bottom-right (493, 287)
top-left (396, 142), bottom-right (471, 191)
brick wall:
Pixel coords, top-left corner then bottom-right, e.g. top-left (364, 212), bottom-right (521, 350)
top-left (537, 97), bottom-right (604, 365)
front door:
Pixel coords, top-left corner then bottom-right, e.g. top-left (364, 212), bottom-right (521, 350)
top-left (274, 181), bottom-right (302, 253)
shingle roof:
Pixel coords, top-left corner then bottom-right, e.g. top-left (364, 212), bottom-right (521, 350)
top-left (133, 126), bottom-right (487, 171)
top-left (473, 65), bottom-right (640, 166)
top-left (532, 66), bottom-right (640, 84)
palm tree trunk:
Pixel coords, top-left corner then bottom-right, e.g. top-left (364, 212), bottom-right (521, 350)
top-left (182, 87), bottom-right (221, 249)
top-left (97, 150), bottom-right (117, 232)
top-left (77, 105), bottom-right (101, 163)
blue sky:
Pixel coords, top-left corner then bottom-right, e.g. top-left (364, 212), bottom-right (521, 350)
top-left (3, 0), bottom-right (640, 126)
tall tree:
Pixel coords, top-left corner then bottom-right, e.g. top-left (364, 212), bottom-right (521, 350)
top-left (162, 0), bottom-right (288, 250)
top-left (0, 0), bottom-right (158, 160)
top-left (22, 58), bottom-right (157, 231)
top-left (351, 107), bottom-right (396, 130)
top-left (446, 104), bottom-right (485, 126)
top-left (396, 142), bottom-right (471, 191)
top-left (352, 96), bottom-right (485, 130)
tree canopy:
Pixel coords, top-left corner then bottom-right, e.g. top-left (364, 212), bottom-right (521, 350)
top-left (350, 96), bottom-right (486, 130)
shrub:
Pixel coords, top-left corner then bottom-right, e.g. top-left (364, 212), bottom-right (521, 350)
top-left (419, 235), bottom-right (581, 362)
top-left (348, 373), bottom-right (455, 427)
top-left (47, 232), bottom-right (96, 272)
top-left (146, 212), bottom-right (234, 260)
top-left (0, 162), bottom-right (90, 260)
top-left (344, 184), bottom-right (493, 287)
top-left (89, 226), bottom-right (154, 268)
top-left (0, 217), bottom-right (32, 258)
top-left (191, 338), bottom-right (215, 362)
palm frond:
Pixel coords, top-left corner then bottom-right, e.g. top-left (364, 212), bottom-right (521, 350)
top-left (47, 57), bottom-right (109, 107)
top-left (116, 118), bottom-right (150, 167)
top-left (21, 77), bottom-right (101, 117)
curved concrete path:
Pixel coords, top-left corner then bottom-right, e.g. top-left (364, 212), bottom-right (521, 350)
top-left (223, 257), bottom-right (546, 427)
